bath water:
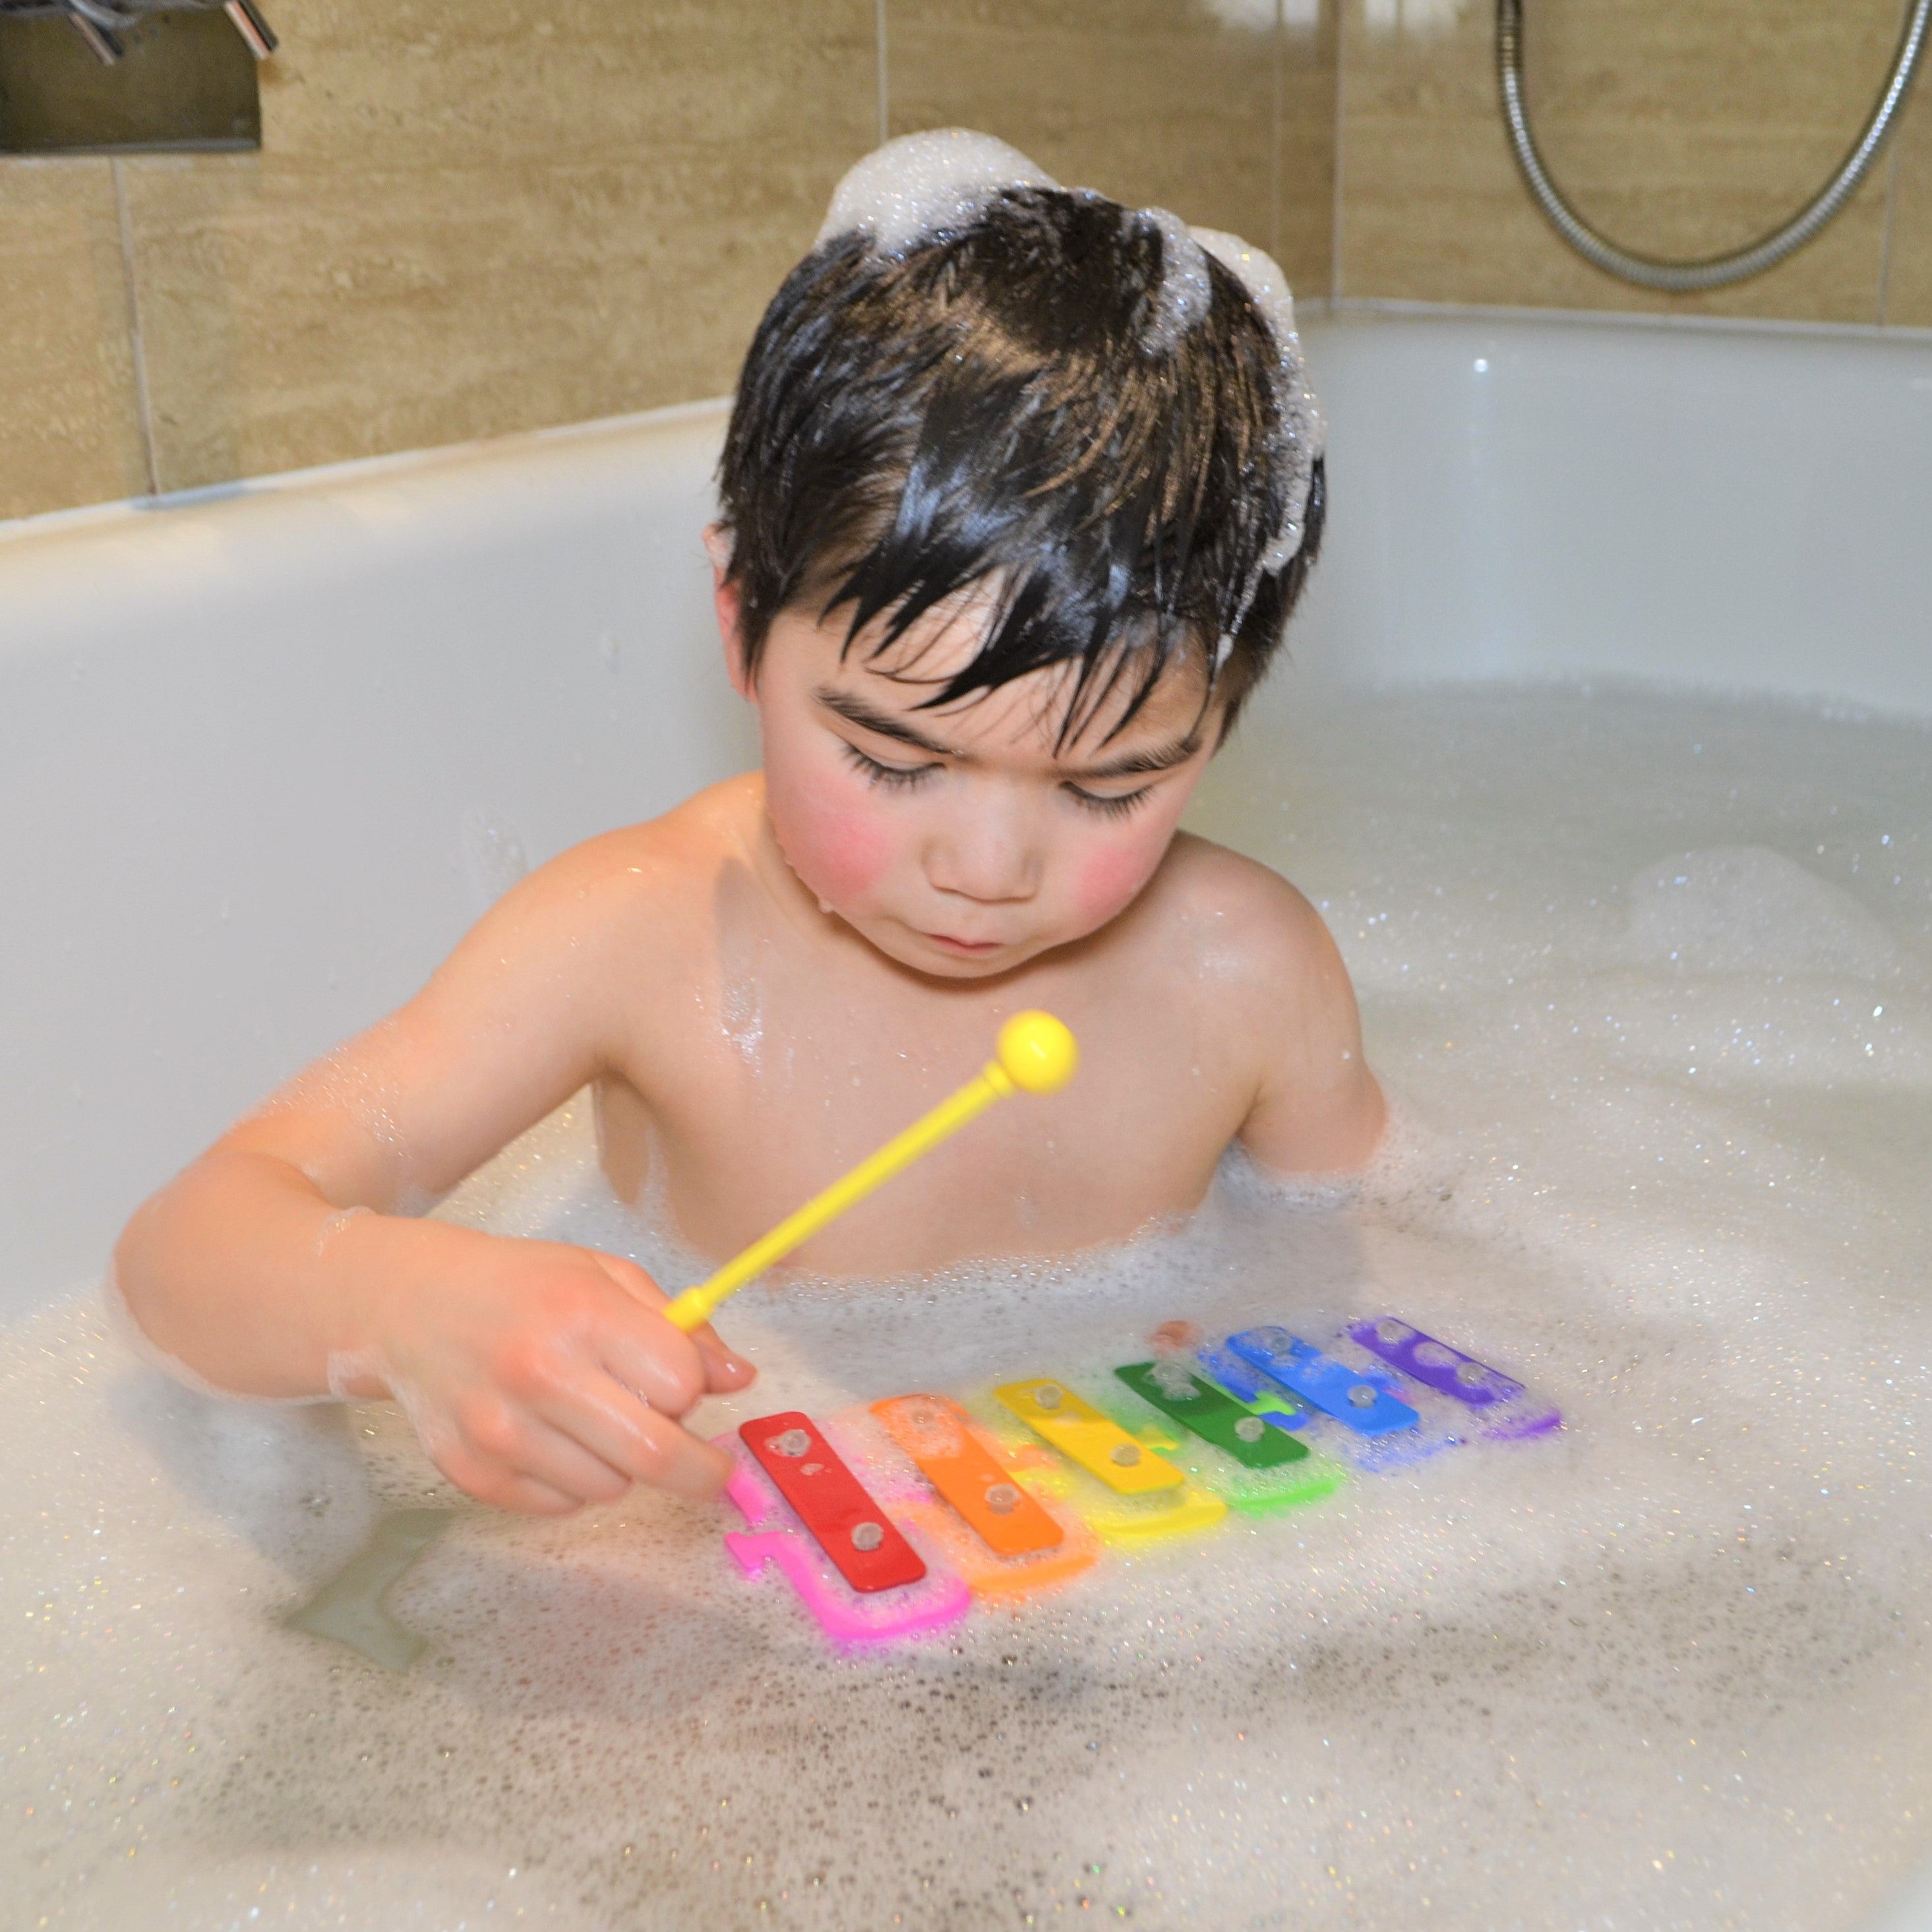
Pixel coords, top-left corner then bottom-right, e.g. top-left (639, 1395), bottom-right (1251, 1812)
top-left (5, 682), bottom-right (1930, 1931)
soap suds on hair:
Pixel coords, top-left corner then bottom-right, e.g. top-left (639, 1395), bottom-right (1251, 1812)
top-left (1192, 226), bottom-right (1325, 569)
top-left (816, 133), bottom-right (1324, 580)
top-left (814, 127), bottom-right (1059, 256)
top-left (1136, 206), bottom-right (1213, 350)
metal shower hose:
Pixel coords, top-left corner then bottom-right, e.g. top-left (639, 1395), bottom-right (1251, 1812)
top-left (1497, 0), bottom-right (1932, 291)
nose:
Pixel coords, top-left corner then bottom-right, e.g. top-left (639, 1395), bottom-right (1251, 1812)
top-left (924, 785), bottom-right (1041, 904)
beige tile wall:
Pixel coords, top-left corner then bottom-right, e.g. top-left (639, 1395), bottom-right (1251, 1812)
top-left (1883, 54), bottom-right (1932, 324)
top-left (1334, 0), bottom-right (1919, 322)
top-left (0, 0), bottom-right (1330, 521)
top-left (119, 0), bottom-right (881, 495)
top-left (0, 160), bottom-right (150, 520)
top-left (5, 0), bottom-right (1928, 524)
top-left (888, 0), bottom-right (1334, 294)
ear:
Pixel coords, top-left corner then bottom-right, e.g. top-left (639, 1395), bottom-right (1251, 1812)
top-left (704, 524), bottom-right (755, 700)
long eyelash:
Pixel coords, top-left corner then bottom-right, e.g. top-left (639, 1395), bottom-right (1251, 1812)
top-left (1064, 783), bottom-right (1153, 820)
top-left (842, 742), bottom-right (938, 791)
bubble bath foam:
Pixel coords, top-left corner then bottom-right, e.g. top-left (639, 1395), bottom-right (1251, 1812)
top-left (5, 682), bottom-right (1930, 1931)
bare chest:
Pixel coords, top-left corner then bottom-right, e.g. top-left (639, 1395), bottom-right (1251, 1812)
top-left (595, 950), bottom-right (1253, 1277)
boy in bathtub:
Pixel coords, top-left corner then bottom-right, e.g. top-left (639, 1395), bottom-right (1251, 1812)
top-left (114, 134), bottom-right (1384, 1517)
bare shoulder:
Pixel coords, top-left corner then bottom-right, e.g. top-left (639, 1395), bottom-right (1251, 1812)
top-left (481, 776), bottom-right (754, 935)
top-left (1142, 834), bottom-right (1385, 1173)
top-left (414, 777), bottom-right (757, 1020)
top-left (1141, 832), bottom-right (1344, 992)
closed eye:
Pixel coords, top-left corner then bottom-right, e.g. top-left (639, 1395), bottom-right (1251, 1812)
top-left (841, 742), bottom-right (940, 791)
top-left (1062, 781), bottom-right (1154, 820)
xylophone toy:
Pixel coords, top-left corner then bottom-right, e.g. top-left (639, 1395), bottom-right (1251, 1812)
top-left (719, 1320), bottom-right (1560, 1651)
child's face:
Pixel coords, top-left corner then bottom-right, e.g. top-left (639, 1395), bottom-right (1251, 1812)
top-left (715, 550), bottom-right (1222, 981)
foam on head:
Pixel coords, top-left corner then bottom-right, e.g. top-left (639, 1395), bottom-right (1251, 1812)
top-left (814, 128), bottom-right (1059, 256)
top-left (1135, 205), bottom-right (1213, 349)
top-left (814, 131), bottom-right (1324, 595)
top-left (1190, 226), bottom-right (1325, 574)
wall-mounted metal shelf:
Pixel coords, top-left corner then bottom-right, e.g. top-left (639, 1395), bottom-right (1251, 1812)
top-left (0, 1), bottom-right (272, 155)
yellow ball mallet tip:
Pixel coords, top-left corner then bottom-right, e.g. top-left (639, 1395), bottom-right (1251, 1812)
top-left (994, 1010), bottom-right (1079, 1095)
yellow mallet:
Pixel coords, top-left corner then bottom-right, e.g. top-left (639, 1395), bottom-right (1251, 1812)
top-left (662, 1011), bottom-right (1079, 1334)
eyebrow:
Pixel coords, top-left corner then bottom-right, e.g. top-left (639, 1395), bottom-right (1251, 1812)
top-left (813, 687), bottom-right (963, 757)
top-left (1065, 733), bottom-right (1204, 781)
top-left (813, 684), bottom-right (1203, 782)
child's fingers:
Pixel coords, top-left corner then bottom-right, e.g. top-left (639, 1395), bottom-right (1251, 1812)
top-left (583, 1248), bottom-right (673, 1310)
top-left (443, 1384), bottom-right (631, 1507)
top-left (578, 1252), bottom-right (731, 1405)
top-left (689, 1320), bottom-right (757, 1392)
top-left (502, 1420), bottom-right (634, 1507)
top-left (430, 1437), bottom-right (599, 1517)
top-left (576, 1252), bottom-right (752, 1387)
top-left (491, 1474), bottom-right (586, 1515)
top-left (594, 1309), bottom-right (711, 1418)
top-left (534, 1374), bottom-right (733, 1501)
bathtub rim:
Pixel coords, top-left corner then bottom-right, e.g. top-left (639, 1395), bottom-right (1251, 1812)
top-left (0, 393), bottom-right (737, 550)
top-left (9, 299), bottom-right (1932, 551)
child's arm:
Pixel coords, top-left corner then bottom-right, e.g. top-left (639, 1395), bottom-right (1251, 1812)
top-left (1224, 868), bottom-right (1387, 1177)
top-left (114, 835), bottom-right (750, 1515)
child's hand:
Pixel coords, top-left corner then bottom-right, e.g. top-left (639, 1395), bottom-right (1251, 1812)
top-left (343, 1230), bottom-right (756, 1516)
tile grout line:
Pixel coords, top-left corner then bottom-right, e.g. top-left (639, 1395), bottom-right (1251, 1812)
top-left (875, 0), bottom-right (890, 145)
top-left (110, 156), bottom-right (161, 498)
top-left (1327, 0), bottom-right (1348, 300)
top-left (1270, 0), bottom-right (1284, 262)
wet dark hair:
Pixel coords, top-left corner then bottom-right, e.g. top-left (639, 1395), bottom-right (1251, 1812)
top-left (715, 186), bottom-right (1324, 745)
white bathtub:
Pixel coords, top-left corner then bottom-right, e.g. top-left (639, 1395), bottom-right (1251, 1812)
top-left (6, 310), bottom-right (1929, 1311)
top-left (4, 310), bottom-right (1932, 1927)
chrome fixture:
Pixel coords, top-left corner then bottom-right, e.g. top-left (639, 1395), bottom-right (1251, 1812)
top-left (1498, 0), bottom-right (1931, 291)
top-left (0, 0), bottom-right (274, 67)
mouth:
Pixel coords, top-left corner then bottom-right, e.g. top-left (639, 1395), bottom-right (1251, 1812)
top-left (922, 931), bottom-right (1006, 957)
